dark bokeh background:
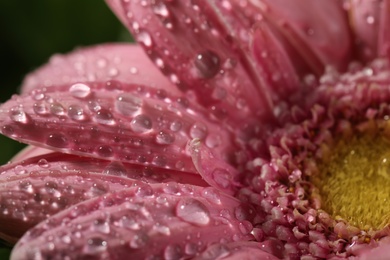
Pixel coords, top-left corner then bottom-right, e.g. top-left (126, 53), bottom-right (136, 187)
top-left (0, 1), bottom-right (131, 257)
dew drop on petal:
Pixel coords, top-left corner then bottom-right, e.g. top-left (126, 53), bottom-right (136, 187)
top-left (176, 198), bottom-right (210, 226)
top-left (194, 50), bottom-right (220, 78)
top-left (155, 131), bottom-right (175, 145)
top-left (96, 145), bottom-right (113, 157)
top-left (68, 105), bottom-right (87, 121)
top-left (93, 219), bottom-right (111, 234)
top-left (10, 107), bottom-right (29, 124)
top-left (102, 162), bottom-right (128, 177)
top-left (33, 102), bottom-right (49, 115)
top-left (129, 233), bottom-right (149, 249)
top-left (69, 83), bottom-right (91, 99)
top-left (190, 123), bottom-right (207, 139)
top-left (137, 30), bottom-right (153, 48)
top-left (83, 237), bottom-right (108, 254)
top-left (116, 94), bottom-right (142, 116)
top-left (94, 108), bottom-right (116, 126)
top-left (50, 102), bottom-right (66, 116)
top-left (46, 133), bottom-right (68, 148)
top-left (130, 114), bottom-right (152, 133)
top-left (164, 244), bottom-right (183, 260)
top-left (38, 159), bottom-right (49, 168)
top-left (170, 120), bottom-right (182, 132)
top-left (14, 165), bottom-right (27, 175)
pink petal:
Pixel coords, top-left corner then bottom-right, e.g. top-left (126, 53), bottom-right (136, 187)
top-left (106, 0), bottom-right (275, 132)
top-left (193, 241), bottom-right (279, 260)
top-left (347, 0), bottom-right (382, 61)
top-left (189, 139), bottom-right (240, 195)
top-left (0, 152), bottom-right (207, 244)
top-left (11, 145), bottom-right (52, 162)
top-left (378, 0), bottom-right (390, 58)
top-left (258, 0), bottom-right (351, 71)
top-left (11, 184), bottom-right (254, 259)
top-left (0, 82), bottom-right (238, 173)
top-left (21, 43), bottom-right (181, 96)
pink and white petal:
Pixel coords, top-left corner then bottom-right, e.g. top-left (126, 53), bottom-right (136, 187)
top-left (11, 184), bottom-right (254, 259)
top-left (257, 0), bottom-right (351, 71)
top-left (193, 241), bottom-right (279, 260)
top-left (10, 145), bottom-right (52, 163)
top-left (21, 43), bottom-right (180, 96)
top-left (0, 82), bottom-right (238, 173)
top-left (0, 152), bottom-right (207, 244)
top-left (106, 0), bottom-right (275, 131)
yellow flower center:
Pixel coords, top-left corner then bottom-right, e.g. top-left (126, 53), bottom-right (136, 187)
top-left (314, 134), bottom-right (390, 230)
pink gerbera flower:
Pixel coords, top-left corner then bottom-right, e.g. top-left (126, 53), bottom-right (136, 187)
top-left (1, 0), bottom-right (390, 259)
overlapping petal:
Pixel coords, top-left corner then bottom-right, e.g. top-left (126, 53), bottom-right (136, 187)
top-left (0, 152), bottom-right (207, 244)
top-left (21, 44), bottom-right (180, 96)
top-left (106, 0), bottom-right (275, 135)
top-left (11, 183), bottom-right (255, 259)
top-left (0, 81), bottom-right (238, 174)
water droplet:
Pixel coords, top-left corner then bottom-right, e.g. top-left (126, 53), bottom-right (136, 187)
top-left (10, 107), bottom-right (29, 124)
top-left (155, 131), bottom-right (175, 145)
top-left (194, 50), bottom-right (220, 78)
top-left (190, 123), bottom-right (207, 139)
top-left (38, 159), bottom-right (49, 168)
top-left (50, 103), bottom-right (65, 116)
top-left (102, 162), bottom-right (128, 176)
top-left (130, 114), bottom-right (152, 133)
top-left (116, 94), bottom-right (142, 116)
top-left (96, 58), bottom-right (107, 68)
top-left (201, 187), bottom-right (222, 205)
top-left (14, 165), bottom-right (27, 175)
top-left (18, 180), bottom-right (33, 193)
top-left (129, 233), bottom-right (148, 249)
top-left (83, 237), bottom-right (107, 254)
top-left (366, 15), bottom-right (375, 24)
top-left (94, 108), bottom-right (116, 126)
top-left (33, 102), bottom-right (49, 115)
top-left (164, 244), bottom-right (182, 260)
top-left (205, 134), bottom-right (221, 148)
top-left (88, 100), bottom-right (102, 112)
top-left (130, 67), bottom-right (138, 74)
top-left (135, 185), bottom-right (154, 197)
top-left (46, 133), bottom-right (68, 148)
top-left (170, 120), bottom-right (182, 132)
top-left (69, 83), bottom-right (91, 99)
top-left (152, 155), bottom-right (167, 167)
top-left (68, 105), bottom-right (87, 121)
top-left (93, 218), bottom-right (110, 234)
top-left (96, 145), bottom-right (113, 157)
top-left (108, 68), bottom-right (119, 77)
top-left (176, 198), bottom-right (210, 226)
top-left (137, 30), bottom-right (153, 48)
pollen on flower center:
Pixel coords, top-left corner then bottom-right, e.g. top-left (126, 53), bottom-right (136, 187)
top-left (313, 134), bottom-right (390, 230)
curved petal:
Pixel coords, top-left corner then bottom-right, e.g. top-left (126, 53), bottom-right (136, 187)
top-left (11, 184), bottom-right (254, 259)
top-left (11, 145), bottom-right (52, 162)
top-left (106, 0), bottom-right (275, 133)
top-left (0, 152), bottom-right (207, 244)
top-left (21, 43), bottom-right (181, 96)
top-left (257, 0), bottom-right (351, 71)
top-left (0, 82), bottom-right (238, 173)
top-left (378, 0), bottom-right (390, 58)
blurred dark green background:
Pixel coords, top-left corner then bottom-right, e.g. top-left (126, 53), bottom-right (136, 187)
top-left (0, 1), bottom-right (131, 257)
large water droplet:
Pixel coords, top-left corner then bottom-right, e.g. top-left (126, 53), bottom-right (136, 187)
top-left (194, 50), bottom-right (220, 78)
top-left (46, 133), bottom-right (68, 148)
top-left (69, 83), bottom-right (91, 99)
top-left (130, 114), bottom-right (152, 133)
top-left (68, 105), bottom-right (87, 121)
top-left (116, 94), bottom-right (142, 116)
top-left (176, 198), bottom-right (210, 226)
top-left (10, 107), bottom-right (29, 124)
top-left (50, 102), bottom-right (66, 116)
top-left (102, 162), bottom-right (128, 177)
top-left (94, 108), bottom-right (116, 126)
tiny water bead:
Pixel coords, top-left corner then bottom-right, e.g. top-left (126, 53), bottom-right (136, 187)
top-left (313, 134), bottom-right (390, 230)
top-left (194, 50), bottom-right (221, 79)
